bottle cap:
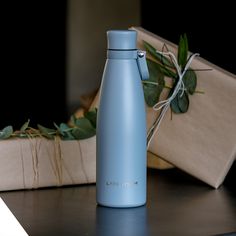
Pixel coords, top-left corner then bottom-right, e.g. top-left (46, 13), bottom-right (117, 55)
top-left (107, 30), bottom-right (137, 50)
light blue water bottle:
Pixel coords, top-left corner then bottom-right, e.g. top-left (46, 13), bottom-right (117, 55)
top-left (96, 30), bottom-right (149, 208)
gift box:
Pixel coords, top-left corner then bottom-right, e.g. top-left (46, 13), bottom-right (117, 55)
top-left (91, 27), bottom-right (236, 188)
top-left (0, 136), bottom-right (96, 191)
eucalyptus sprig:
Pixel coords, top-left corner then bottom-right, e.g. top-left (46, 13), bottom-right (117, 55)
top-left (0, 108), bottom-right (97, 140)
top-left (143, 34), bottom-right (199, 113)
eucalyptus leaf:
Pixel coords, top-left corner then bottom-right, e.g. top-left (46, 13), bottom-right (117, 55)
top-left (84, 108), bottom-right (97, 128)
top-left (58, 123), bottom-right (75, 140)
top-left (20, 119), bottom-right (30, 132)
top-left (170, 95), bottom-right (182, 113)
top-left (54, 122), bottom-right (67, 135)
top-left (143, 59), bottom-right (165, 106)
top-left (73, 117), bottom-right (96, 139)
top-left (143, 41), bottom-right (173, 68)
top-left (0, 126), bottom-right (13, 139)
top-left (0, 109), bottom-right (97, 141)
top-left (183, 69), bottom-right (197, 95)
top-left (143, 85), bottom-right (163, 107)
top-left (177, 34), bottom-right (188, 69)
top-left (37, 124), bottom-right (56, 139)
top-left (170, 88), bottom-right (189, 113)
top-left (177, 91), bottom-right (189, 113)
top-left (158, 63), bottom-right (177, 79)
top-left (59, 123), bottom-right (71, 132)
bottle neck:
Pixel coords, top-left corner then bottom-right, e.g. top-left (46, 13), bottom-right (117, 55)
top-left (107, 49), bottom-right (137, 59)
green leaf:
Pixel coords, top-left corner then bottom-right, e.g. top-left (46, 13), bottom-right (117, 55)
top-left (20, 119), bottom-right (30, 132)
top-left (177, 91), bottom-right (189, 113)
top-left (158, 63), bottom-right (177, 79)
top-left (58, 123), bottom-right (75, 140)
top-left (170, 95), bottom-right (182, 113)
top-left (84, 108), bottom-right (97, 128)
top-left (177, 34), bottom-right (188, 69)
top-left (0, 126), bottom-right (13, 139)
top-left (143, 59), bottom-right (165, 106)
top-left (143, 85), bottom-right (163, 107)
top-left (183, 69), bottom-right (197, 95)
top-left (59, 123), bottom-right (70, 132)
top-left (37, 124), bottom-right (56, 139)
top-left (170, 90), bottom-right (189, 113)
top-left (72, 117), bottom-right (96, 139)
top-left (143, 41), bottom-right (173, 67)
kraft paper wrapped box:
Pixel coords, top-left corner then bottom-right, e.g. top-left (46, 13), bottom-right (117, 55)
top-left (0, 136), bottom-right (96, 191)
top-left (91, 27), bottom-right (236, 188)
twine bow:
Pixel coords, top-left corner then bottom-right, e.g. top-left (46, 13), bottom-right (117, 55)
top-left (147, 51), bottom-right (199, 148)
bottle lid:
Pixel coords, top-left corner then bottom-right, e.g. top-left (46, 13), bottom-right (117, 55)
top-left (107, 30), bottom-right (137, 50)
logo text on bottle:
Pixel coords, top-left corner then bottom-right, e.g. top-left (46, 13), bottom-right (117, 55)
top-left (105, 181), bottom-right (138, 187)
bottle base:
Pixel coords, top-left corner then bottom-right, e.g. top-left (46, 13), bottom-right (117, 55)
top-left (97, 201), bottom-right (146, 208)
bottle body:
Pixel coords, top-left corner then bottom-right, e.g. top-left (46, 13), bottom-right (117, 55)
top-left (96, 55), bottom-right (147, 207)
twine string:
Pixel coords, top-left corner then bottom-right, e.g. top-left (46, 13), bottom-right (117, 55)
top-left (147, 52), bottom-right (199, 148)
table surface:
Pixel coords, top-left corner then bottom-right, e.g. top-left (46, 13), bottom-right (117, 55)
top-left (1, 166), bottom-right (236, 236)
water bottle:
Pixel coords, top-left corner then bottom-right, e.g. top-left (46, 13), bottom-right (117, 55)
top-left (96, 30), bottom-right (149, 208)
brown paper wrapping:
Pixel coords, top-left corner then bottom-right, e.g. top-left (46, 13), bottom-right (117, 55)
top-left (0, 136), bottom-right (96, 191)
top-left (91, 27), bottom-right (236, 188)
top-left (133, 27), bottom-right (236, 188)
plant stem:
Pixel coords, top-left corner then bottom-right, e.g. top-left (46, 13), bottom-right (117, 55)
top-left (142, 81), bottom-right (159, 86)
top-left (143, 80), bottom-right (204, 94)
top-left (194, 89), bottom-right (205, 94)
top-left (142, 81), bottom-right (172, 90)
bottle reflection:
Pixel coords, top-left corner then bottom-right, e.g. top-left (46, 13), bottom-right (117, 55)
top-left (96, 205), bottom-right (148, 236)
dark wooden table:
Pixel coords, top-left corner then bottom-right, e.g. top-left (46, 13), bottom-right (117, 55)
top-left (1, 166), bottom-right (236, 236)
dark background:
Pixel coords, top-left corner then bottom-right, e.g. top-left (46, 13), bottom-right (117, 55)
top-left (1, 1), bottom-right (67, 128)
top-left (141, 1), bottom-right (235, 75)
